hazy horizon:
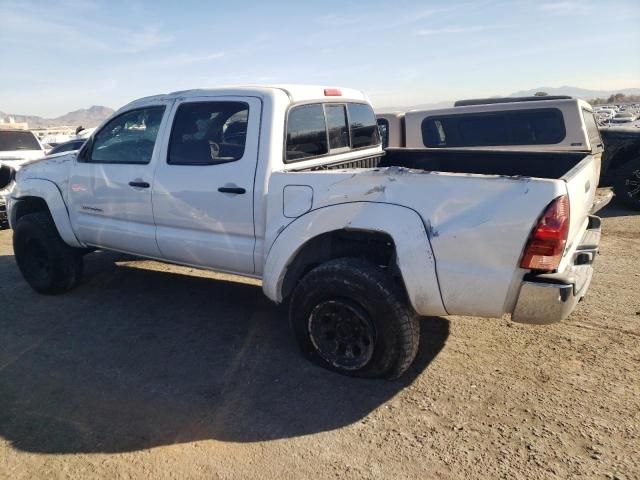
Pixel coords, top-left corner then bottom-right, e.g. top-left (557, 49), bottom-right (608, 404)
top-left (1, 0), bottom-right (639, 117)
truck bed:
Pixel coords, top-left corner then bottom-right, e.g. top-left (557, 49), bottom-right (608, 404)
top-left (381, 148), bottom-right (587, 179)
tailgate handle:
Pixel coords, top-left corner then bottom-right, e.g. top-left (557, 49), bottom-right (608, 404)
top-left (584, 180), bottom-right (591, 193)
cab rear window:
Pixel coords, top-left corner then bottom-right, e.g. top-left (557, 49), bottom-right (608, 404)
top-left (286, 102), bottom-right (380, 162)
top-left (421, 108), bottom-right (566, 148)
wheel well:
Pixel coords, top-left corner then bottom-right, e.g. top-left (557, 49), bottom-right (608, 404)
top-left (13, 197), bottom-right (50, 223)
top-left (281, 229), bottom-right (401, 300)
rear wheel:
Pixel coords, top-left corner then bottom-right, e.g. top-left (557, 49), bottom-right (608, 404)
top-left (289, 258), bottom-right (420, 379)
top-left (613, 160), bottom-right (640, 210)
top-left (13, 212), bottom-right (83, 294)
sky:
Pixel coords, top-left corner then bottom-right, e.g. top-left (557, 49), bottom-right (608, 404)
top-left (1, 0), bottom-right (639, 117)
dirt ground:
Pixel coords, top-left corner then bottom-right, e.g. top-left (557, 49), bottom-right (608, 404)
top-left (0, 202), bottom-right (638, 480)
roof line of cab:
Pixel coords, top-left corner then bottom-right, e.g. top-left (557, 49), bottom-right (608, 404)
top-left (119, 84), bottom-right (369, 112)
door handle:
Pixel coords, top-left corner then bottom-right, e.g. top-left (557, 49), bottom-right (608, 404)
top-left (129, 181), bottom-right (150, 188)
top-left (218, 186), bottom-right (246, 194)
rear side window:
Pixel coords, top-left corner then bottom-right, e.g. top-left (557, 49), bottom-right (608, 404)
top-left (582, 109), bottom-right (602, 150)
top-left (286, 102), bottom-right (380, 162)
top-left (0, 131), bottom-right (41, 151)
top-left (348, 103), bottom-right (380, 148)
top-left (286, 104), bottom-right (328, 161)
top-left (168, 101), bottom-right (249, 165)
top-left (421, 108), bottom-right (566, 148)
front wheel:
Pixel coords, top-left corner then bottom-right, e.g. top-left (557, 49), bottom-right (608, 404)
top-left (13, 212), bottom-right (83, 294)
top-left (289, 258), bottom-right (420, 379)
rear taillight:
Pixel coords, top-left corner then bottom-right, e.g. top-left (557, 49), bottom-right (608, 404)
top-left (520, 195), bottom-right (570, 272)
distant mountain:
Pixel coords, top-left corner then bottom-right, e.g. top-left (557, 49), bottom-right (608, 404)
top-left (0, 105), bottom-right (114, 129)
top-left (508, 86), bottom-right (640, 99)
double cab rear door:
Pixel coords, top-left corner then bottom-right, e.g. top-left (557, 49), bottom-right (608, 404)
top-left (67, 95), bottom-right (262, 275)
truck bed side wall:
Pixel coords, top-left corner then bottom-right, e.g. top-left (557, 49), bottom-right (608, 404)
top-left (264, 168), bottom-right (564, 318)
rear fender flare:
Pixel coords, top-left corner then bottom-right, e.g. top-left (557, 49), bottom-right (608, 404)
top-left (262, 202), bottom-right (447, 317)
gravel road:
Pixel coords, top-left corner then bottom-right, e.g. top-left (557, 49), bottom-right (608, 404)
top-left (1, 202), bottom-right (638, 480)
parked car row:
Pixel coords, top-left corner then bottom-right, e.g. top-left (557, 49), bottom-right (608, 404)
top-left (594, 104), bottom-right (640, 125)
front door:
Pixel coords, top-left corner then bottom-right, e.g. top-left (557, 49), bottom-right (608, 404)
top-left (152, 96), bottom-right (261, 274)
top-left (68, 103), bottom-right (171, 257)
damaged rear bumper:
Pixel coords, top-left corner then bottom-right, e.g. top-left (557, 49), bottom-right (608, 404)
top-left (511, 215), bottom-right (601, 324)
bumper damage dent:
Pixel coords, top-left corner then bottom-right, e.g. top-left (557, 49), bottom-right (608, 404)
top-left (512, 215), bottom-right (601, 324)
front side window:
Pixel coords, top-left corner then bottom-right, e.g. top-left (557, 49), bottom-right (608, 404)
top-left (90, 106), bottom-right (165, 164)
top-left (168, 101), bottom-right (249, 165)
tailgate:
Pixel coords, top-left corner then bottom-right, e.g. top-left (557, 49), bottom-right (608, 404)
top-left (559, 154), bottom-right (598, 271)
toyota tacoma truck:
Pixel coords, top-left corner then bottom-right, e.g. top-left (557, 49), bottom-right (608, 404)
top-left (4, 85), bottom-right (602, 379)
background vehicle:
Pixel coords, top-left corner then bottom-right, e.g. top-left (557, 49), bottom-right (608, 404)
top-left (47, 138), bottom-right (86, 155)
top-left (610, 112), bottom-right (636, 124)
top-left (377, 96), bottom-right (615, 209)
top-left (0, 129), bottom-right (46, 168)
top-left (4, 85), bottom-right (602, 379)
top-left (600, 126), bottom-right (640, 209)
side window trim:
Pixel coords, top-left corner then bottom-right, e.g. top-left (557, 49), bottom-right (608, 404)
top-left (82, 105), bottom-right (166, 165)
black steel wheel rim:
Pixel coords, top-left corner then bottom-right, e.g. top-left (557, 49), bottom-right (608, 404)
top-left (624, 169), bottom-right (640, 198)
top-left (23, 235), bottom-right (51, 283)
top-left (308, 299), bottom-right (376, 371)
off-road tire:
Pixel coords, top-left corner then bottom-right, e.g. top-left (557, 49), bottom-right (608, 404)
top-left (13, 211), bottom-right (83, 294)
top-left (289, 258), bottom-right (420, 379)
top-left (613, 160), bottom-right (640, 210)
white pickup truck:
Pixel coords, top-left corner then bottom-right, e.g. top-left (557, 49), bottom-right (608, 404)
top-left (4, 85), bottom-right (602, 379)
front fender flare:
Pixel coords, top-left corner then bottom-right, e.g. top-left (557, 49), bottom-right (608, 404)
top-left (262, 202), bottom-right (447, 317)
top-left (10, 178), bottom-right (82, 248)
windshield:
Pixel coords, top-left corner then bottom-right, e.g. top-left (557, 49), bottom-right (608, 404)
top-left (0, 131), bottom-right (41, 151)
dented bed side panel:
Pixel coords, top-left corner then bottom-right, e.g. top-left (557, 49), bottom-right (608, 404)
top-left (265, 167), bottom-right (564, 318)
top-left (262, 200), bottom-right (447, 317)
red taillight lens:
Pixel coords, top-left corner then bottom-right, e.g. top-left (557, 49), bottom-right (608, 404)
top-left (324, 88), bottom-right (342, 96)
top-left (520, 195), bottom-right (570, 272)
